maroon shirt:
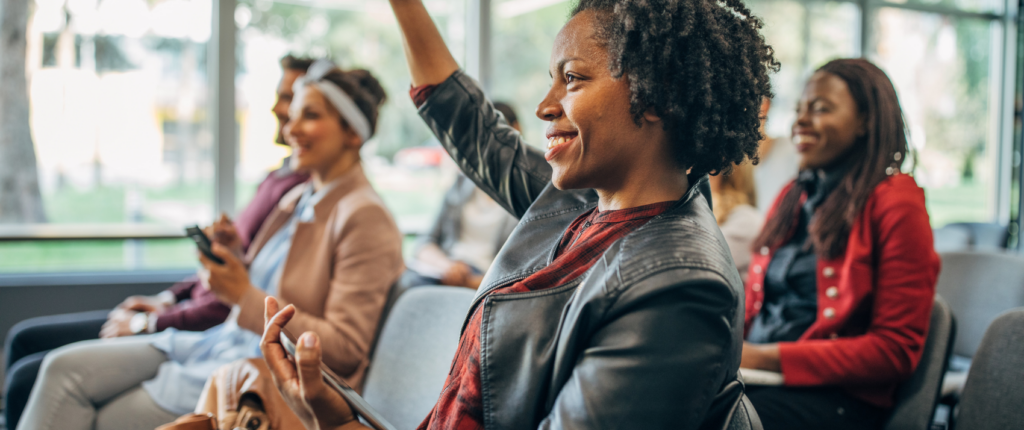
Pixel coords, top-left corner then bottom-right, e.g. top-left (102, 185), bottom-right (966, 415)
top-left (417, 201), bottom-right (675, 430)
top-left (157, 167), bottom-right (309, 332)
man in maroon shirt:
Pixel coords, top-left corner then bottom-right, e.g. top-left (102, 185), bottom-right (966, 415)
top-left (2, 55), bottom-right (314, 430)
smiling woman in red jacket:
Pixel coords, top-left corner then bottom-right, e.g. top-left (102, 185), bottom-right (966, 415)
top-left (739, 58), bottom-right (941, 430)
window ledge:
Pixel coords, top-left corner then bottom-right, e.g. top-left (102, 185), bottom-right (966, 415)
top-left (0, 223), bottom-right (186, 241)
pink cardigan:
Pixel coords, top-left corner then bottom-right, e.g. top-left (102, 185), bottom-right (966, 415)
top-left (235, 164), bottom-right (404, 390)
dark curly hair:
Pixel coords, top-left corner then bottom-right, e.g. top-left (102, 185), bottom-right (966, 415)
top-left (571, 0), bottom-right (779, 177)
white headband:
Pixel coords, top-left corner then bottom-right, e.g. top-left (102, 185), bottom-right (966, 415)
top-left (293, 59), bottom-right (373, 142)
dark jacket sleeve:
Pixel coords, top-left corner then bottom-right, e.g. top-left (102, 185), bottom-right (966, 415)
top-left (540, 270), bottom-right (739, 429)
top-left (417, 70), bottom-right (553, 219)
top-left (167, 277), bottom-right (199, 302)
top-left (155, 286), bottom-right (232, 332)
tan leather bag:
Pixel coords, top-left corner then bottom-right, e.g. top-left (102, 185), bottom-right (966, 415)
top-left (155, 413), bottom-right (217, 430)
top-left (195, 358), bottom-right (306, 430)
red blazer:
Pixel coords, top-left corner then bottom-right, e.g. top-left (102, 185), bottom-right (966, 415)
top-left (744, 173), bottom-right (940, 408)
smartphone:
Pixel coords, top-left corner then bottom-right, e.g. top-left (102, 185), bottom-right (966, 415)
top-left (185, 225), bottom-right (224, 265)
top-left (279, 329), bottom-right (396, 430)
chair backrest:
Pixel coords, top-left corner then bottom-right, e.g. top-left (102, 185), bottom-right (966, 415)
top-left (935, 251), bottom-right (1024, 357)
top-left (883, 297), bottom-right (956, 430)
top-left (953, 308), bottom-right (1024, 430)
top-left (933, 225), bottom-right (972, 252)
top-left (367, 279), bottom-right (408, 362)
top-left (362, 286), bottom-right (475, 430)
top-left (946, 222), bottom-right (1008, 250)
top-left (726, 394), bottom-right (764, 430)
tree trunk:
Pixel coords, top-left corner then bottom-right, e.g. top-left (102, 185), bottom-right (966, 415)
top-left (0, 0), bottom-right (47, 223)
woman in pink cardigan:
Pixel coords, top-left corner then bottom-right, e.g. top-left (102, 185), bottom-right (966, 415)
top-left (18, 63), bottom-right (404, 430)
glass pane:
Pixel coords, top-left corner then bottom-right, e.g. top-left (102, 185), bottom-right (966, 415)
top-left (0, 239), bottom-right (194, 273)
top-left (881, 0), bottom-right (1003, 17)
top-left (870, 7), bottom-right (998, 225)
top-left (0, 0), bottom-right (215, 271)
top-left (235, 0), bottom-right (467, 234)
top-left (490, 0), bottom-right (575, 147)
top-left (746, 0), bottom-right (861, 139)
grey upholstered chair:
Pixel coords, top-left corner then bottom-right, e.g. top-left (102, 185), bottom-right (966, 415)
top-left (945, 222), bottom-right (1008, 250)
top-left (953, 308), bottom-right (1024, 430)
top-left (883, 297), bottom-right (956, 430)
top-left (362, 286), bottom-right (476, 430)
top-left (933, 225), bottom-right (972, 252)
top-left (934, 251), bottom-right (1024, 396)
top-left (726, 395), bottom-right (764, 430)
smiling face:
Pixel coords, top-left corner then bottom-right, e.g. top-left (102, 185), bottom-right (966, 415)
top-left (284, 87), bottom-right (360, 175)
top-left (274, 69), bottom-right (305, 145)
top-left (538, 10), bottom-right (667, 191)
top-left (792, 71), bottom-right (865, 170)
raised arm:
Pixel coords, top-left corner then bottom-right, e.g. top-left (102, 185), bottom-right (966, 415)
top-left (389, 0), bottom-right (552, 218)
top-left (389, 0), bottom-right (459, 86)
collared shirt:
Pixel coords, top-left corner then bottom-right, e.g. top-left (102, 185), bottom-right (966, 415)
top-left (747, 165), bottom-right (846, 343)
top-left (417, 201), bottom-right (675, 430)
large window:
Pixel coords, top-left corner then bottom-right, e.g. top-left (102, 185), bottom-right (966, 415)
top-left (1, 0), bottom-right (214, 271)
top-left (0, 0), bottom-right (465, 272)
top-left (233, 0), bottom-right (467, 240)
top-left (488, 0), bottom-right (1017, 228)
top-left (747, 0), bottom-right (1012, 226)
top-left (0, 0), bottom-right (1020, 273)
top-left (870, 7), bottom-right (1004, 225)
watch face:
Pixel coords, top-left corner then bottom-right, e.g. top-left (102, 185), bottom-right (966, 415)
top-left (130, 312), bottom-right (147, 334)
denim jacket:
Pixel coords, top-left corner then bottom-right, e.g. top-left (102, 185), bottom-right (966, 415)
top-left (418, 70), bottom-right (753, 429)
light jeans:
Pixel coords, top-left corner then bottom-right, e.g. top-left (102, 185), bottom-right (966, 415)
top-left (16, 336), bottom-right (180, 430)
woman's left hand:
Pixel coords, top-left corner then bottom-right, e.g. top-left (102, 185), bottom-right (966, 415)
top-left (740, 342), bottom-right (781, 372)
top-left (200, 242), bottom-right (254, 305)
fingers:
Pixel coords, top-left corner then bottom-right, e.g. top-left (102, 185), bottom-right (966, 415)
top-left (261, 302), bottom-right (299, 385)
top-left (295, 332), bottom-right (325, 394)
top-left (210, 243), bottom-right (234, 262)
top-left (99, 321), bottom-right (113, 338)
top-left (295, 332), bottom-right (357, 425)
top-left (198, 252), bottom-right (216, 270)
top-left (265, 296), bottom-right (280, 325)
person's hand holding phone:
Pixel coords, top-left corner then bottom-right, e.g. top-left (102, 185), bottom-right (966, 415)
top-left (260, 297), bottom-right (365, 430)
top-left (208, 213), bottom-right (244, 261)
top-left (199, 242), bottom-right (255, 305)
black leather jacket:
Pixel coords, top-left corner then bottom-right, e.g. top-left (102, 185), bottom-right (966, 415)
top-left (418, 70), bottom-right (747, 429)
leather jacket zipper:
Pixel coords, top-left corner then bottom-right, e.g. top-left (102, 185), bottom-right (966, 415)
top-left (569, 220), bottom-right (592, 248)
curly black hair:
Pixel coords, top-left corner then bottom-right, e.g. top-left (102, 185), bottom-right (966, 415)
top-left (572, 0), bottom-right (779, 177)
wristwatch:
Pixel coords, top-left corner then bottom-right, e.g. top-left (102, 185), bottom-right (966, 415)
top-left (129, 312), bottom-right (150, 335)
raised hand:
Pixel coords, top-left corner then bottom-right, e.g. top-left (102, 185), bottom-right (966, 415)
top-left (387, 0), bottom-right (459, 86)
top-left (259, 297), bottom-right (365, 430)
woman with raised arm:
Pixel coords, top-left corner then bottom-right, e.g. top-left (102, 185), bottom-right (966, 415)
top-left (261, 0), bottom-right (777, 428)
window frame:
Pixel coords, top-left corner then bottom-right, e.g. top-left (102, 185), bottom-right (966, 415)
top-left (2, 0), bottom-right (1021, 252)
